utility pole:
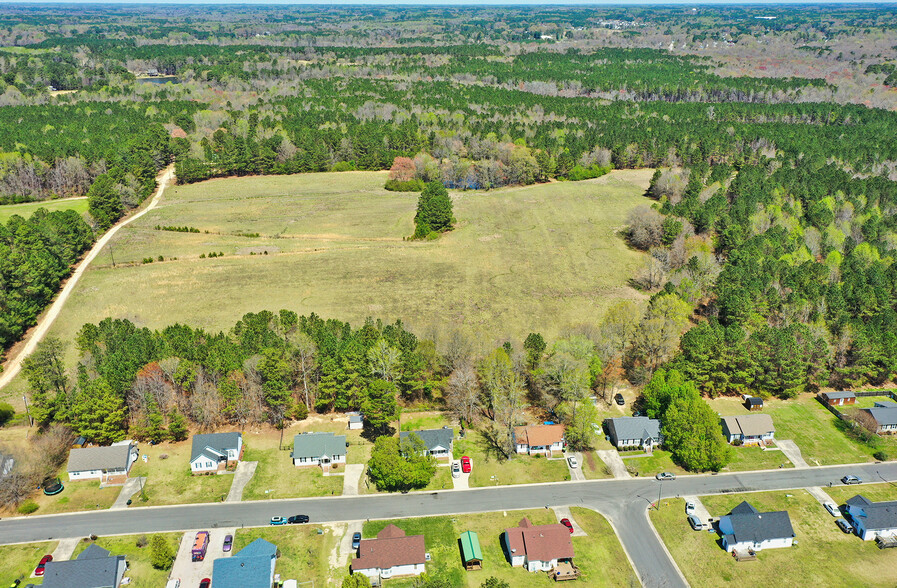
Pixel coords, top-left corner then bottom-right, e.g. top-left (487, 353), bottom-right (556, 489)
top-left (22, 395), bottom-right (33, 427)
top-left (108, 242), bottom-right (116, 267)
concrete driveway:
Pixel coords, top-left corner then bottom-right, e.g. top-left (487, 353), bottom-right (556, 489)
top-left (552, 505), bottom-right (587, 536)
top-left (169, 527), bottom-right (234, 586)
top-left (112, 477), bottom-right (146, 509)
top-left (776, 439), bottom-right (811, 468)
top-left (226, 462), bottom-right (257, 502)
top-left (566, 452), bottom-right (585, 481)
top-left (681, 495), bottom-right (713, 525)
top-left (50, 537), bottom-right (80, 561)
top-left (343, 464), bottom-right (364, 496)
top-left (597, 450), bottom-right (631, 479)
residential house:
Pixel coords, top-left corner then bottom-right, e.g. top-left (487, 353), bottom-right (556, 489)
top-left (604, 417), bottom-right (662, 450)
top-left (291, 432), bottom-right (347, 467)
top-left (190, 432), bottom-right (243, 474)
top-left (513, 424), bottom-right (565, 455)
top-left (400, 427), bottom-right (454, 458)
top-left (720, 414), bottom-right (775, 445)
top-left (67, 444), bottom-right (138, 485)
top-left (743, 396), bottom-right (764, 411)
top-left (351, 524), bottom-right (426, 582)
top-left (845, 495), bottom-right (897, 541)
top-left (41, 543), bottom-right (127, 588)
top-left (502, 517), bottom-right (576, 573)
top-left (820, 391), bottom-right (857, 406)
top-left (460, 530), bottom-right (483, 570)
top-left (861, 403), bottom-right (897, 434)
top-left (718, 501), bottom-right (795, 553)
top-left (348, 412), bottom-right (364, 430)
top-left (212, 538), bottom-right (278, 588)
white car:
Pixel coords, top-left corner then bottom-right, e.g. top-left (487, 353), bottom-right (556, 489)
top-left (451, 461), bottom-right (461, 478)
top-left (685, 502), bottom-right (696, 515)
top-left (567, 456), bottom-right (579, 469)
top-left (824, 503), bottom-right (840, 517)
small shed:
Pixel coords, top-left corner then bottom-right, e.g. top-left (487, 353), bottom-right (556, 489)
top-left (820, 391), bottom-right (856, 406)
top-left (459, 530), bottom-right (482, 570)
top-left (744, 396), bottom-right (763, 411)
top-left (348, 412), bottom-right (363, 430)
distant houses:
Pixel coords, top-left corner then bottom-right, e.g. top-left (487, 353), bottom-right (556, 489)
top-left (351, 524), bottom-right (427, 582)
top-left (502, 517), bottom-right (578, 577)
top-left (513, 424), bottom-right (565, 455)
top-left (720, 414), bottom-right (775, 445)
top-left (212, 538), bottom-right (278, 588)
top-left (41, 543), bottom-right (127, 588)
top-left (718, 501), bottom-right (795, 553)
top-left (67, 443), bottom-right (138, 485)
top-left (190, 432), bottom-right (243, 474)
top-left (845, 494), bottom-right (897, 541)
top-left (400, 427), bottom-right (454, 458)
top-left (291, 432), bottom-right (347, 467)
top-left (604, 416), bottom-right (662, 450)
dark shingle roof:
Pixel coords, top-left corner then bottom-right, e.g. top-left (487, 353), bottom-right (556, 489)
top-left (605, 417), bottom-right (661, 444)
top-left (846, 494), bottom-right (897, 531)
top-left (191, 432), bottom-right (241, 462)
top-left (730, 501), bottom-right (760, 515)
top-left (291, 432), bottom-right (346, 459)
top-left (41, 545), bottom-right (126, 588)
top-left (400, 428), bottom-right (453, 452)
top-left (67, 445), bottom-right (134, 473)
top-left (864, 406), bottom-right (897, 427)
top-left (722, 502), bottom-right (794, 545)
top-left (822, 391), bottom-right (856, 400)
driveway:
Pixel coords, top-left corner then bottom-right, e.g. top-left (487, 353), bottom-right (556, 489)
top-left (343, 464), bottom-right (364, 496)
top-left (566, 452), bottom-right (585, 481)
top-left (552, 506), bottom-right (587, 536)
top-left (776, 440), bottom-right (811, 468)
top-left (331, 520), bottom-right (362, 569)
top-left (597, 450), bottom-right (631, 479)
top-left (169, 528), bottom-right (234, 586)
top-left (50, 537), bottom-right (80, 561)
top-left (225, 461), bottom-right (258, 502)
top-left (111, 477), bottom-right (146, 509)
top-left (806, 485), bottom-right (839, 510)
top-left (681, 495), bottom-right (713, 525)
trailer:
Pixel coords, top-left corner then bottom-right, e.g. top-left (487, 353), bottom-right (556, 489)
top-left (192, 531), bottom-right (210, 561)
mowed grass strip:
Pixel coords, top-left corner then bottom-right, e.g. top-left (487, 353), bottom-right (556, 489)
top-left (29, 479), bottom-right (120, 515)
top-left (233, 525), bottom-right (337, 581)
top-left (0, 197), bottom-right (88, 223)
top-left (452, 430), bottom-right (570, 487)
top-left (71, 534), bottom-right (182, 588)
top-left (652, 491), bottom-right (897, 588)
top-left (0, 541), bottom-right (57, 586)
top-left (41, 169), bottom-right (651, 366)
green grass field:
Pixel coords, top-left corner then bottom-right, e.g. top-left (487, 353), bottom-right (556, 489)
top-left (452, 430), bottom-right (570, 487)
top-left (0, 197), bottom-right (88, 223)
top-left (29, 169), bottom-right (650, 372)
top-left (651, 491), bottom-right (897, 588)
top-left (128, 439), bottom-right (233, 506)
top-left (233, 525), bottom-right (337, 581)
top-left (71, 534), bottom-right (182, 588)
top-left (0, 541), bottom-right (57, 586)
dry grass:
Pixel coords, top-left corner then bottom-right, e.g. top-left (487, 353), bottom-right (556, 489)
top-left (0, 541), bottom-right (57, 586)
top-left (71, 533), bottom-right (182, 588)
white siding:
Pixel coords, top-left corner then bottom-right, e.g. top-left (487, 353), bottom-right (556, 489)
top-left (69, 469), bottom-right (103, 481)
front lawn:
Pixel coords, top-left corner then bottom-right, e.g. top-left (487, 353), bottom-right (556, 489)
top-left (361, 507), bottom-right (635, 587)
top-left (241, 446), bottom-right (343, 500)
top-left (0, 541), bottom-right (57, 586)
top-left (722, 445), bottom-right (793, 472)
top-left (29, 479), bottom-right (120, 515)
top-left (826, 482), bottom-right (897, 505)
top-left (581, 450), bottom-right (612, 480)
top-left (651, 491), bottom-right (897, 588)
top-left (620, 449), bottom-right (688, 478)
top-left (233, 525), bottom-right (337, 581)
top-left (452, 431), bottom-right (570, 487)
top-left (71, 534), bottom-right (182, 588)
top-left (128, 440), bottom-right (233, 506)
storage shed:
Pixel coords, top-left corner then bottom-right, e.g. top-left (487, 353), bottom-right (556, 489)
top-left (459, 530), bottom-right (483, 570)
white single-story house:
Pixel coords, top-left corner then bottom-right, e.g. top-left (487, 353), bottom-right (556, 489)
top-left (513, 424), bottom-right (565, 455)
top-left (720, 414), bottom-right (775, 445)
top-left (718, 501), bottom-right (795, 553)
top-left (67, 443), bottom-right (138, 485)
top-left (503, 517), bottom-right (575, 573)
top-left (291, 432), bottom-right (347, 467)
top-left (604, 417), bottom-right (663, 450)
top-left (845, 495), bottom-right (897, 541)
top-left (400, 427), bottom-right (454, 458)
top-left (351, 524), bottom-right (426, 581)
top-left (862, 402), bottom-right (897, 434)
top-left (190, 432), bottom-right (243, 474)
top-left (348, 412), bottom-right (363, 430)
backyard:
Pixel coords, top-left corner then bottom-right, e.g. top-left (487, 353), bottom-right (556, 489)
top-left (71, 533), bottom-right (182, 588)
top-left (651, 491), bottom-right (897, 588)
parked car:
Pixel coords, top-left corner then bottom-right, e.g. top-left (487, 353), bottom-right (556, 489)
top-left (687, 515), bottom-right (704, 531)
top-left (165, 580), bottom-right (181, 588)
top-left (352, 532), bottom-right (362, 550)
top-left (685, 501), bottom-right (696, 515)
top-left (288, 514), bottom-right (310, 524)
top-left (560, 518), bottom-right (574, 533)
top-left (656, 472), bottom-right (676, 481)
top-left (451, 461), bottom-right (461, 478)
top-left (836, 518), bottom-right (853, 534)
top-left (199, 579), bottom-right (211, 588)
top-left (614, 393), bottom-right (625, 406)
top-left (222, 534), bottom-right (233, 552)
top-left (34, 554), bottom-right (52, 577)
top-left (567, 456), bottom-right (579, 469)
top-left (461, 456), bottom-right (472, 473)
top-left (270, 516), bottom-right (287, 525)
top-left (824, 503), bottom-right (840, 517)
top-left (841, 475), bottom-right (862, 485)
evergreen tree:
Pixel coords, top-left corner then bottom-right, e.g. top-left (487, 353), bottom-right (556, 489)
top-left (87, 174), bottom-right (123, 230)
top-left (414, 181), bottom-right (454, 237)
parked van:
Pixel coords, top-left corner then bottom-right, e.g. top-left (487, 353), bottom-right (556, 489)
top-left (192, 531), bottom-right (210, 561)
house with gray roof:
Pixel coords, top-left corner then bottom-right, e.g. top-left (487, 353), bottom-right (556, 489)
top-left (41, 543), bottom-right (127, 588)
top-left (604, 417), bottom-right (662, 450)
top-left (845, 495), bottom-right (897, 540)
top-left (190, 432), bottom-right (243, 474)
top-left (400, 427), bottom-right (454, 458)
top-left (718, 501), bottom-right (795, 553)
top-left (67, 443), bottom-right (138, 485)
top-left (720, 414), bottom-right (775, 445)
top-left (212, 538), bottom-right (277, 588)
top-left (291, 432), bottom-right (346, 467)
top-left (820, 391), bottom-right (856, 406)
top-left (861, 404), bottom-right (897, 434)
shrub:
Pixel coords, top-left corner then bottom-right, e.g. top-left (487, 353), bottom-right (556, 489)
top-left (136, 534), bottom-right (148, 548)
top-left (384, 178), bottom-right (425, 192)
top-left (874, 450), bottom-right (889, 461)
top-left (150, 535), bottom-right (174, 569)
top-left (0, 402), bottom-right (14, 426)
top-left (331, 161), bottom-right (355, 172)
top-left (18, 500), bottom-right (39, 514)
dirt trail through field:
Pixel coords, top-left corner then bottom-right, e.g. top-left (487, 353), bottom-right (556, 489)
top-left (0, 165), bottom-right (175, 392)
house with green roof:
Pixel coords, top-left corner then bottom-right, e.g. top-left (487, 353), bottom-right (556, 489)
top-left (460, 530), bottom-right (483, 570)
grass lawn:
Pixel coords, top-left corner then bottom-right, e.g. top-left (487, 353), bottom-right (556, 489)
top-left (581, 450), bottom-right (613, 480)
top-left (0, 541), bottom-right (57, 586)
top-left (0, 197), bottom-right (88, 223)
top-left (452, 431), bottom-right (570, 487)
top-left (128, 440), bottom-right (233, 506)
top-left (242, 447), bottom-right (343, 500)
top-left (71, 534), bottom-right (181, 588)
top-left (359, 460), bottom-right (454, 495)
top-left (826, 482), bottom-right (897, 505)
top-left (361, 507), bottom-right (635, 587)
top-left (233, 525), bottom-right (336, 581)
top-left (721, 445), bottom-right (793, 472)
top-left (620, 449), bottom-right (688, 478)
top-left (29, 479), bottom-right (120, 515)
top-left (652, 491), bottom-right (897, 588)
top-left (35, 169), bottom-right (651, 374)
top-left (400, 411), bottom-right (453, 432)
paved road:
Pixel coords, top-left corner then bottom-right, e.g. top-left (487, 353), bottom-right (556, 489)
top-left (3, 461), bottom-right (895, 587)
top-left (0, 165), bottom-right (175, 391)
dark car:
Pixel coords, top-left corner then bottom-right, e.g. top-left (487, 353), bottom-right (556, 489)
top-left (288, 514), bottom-right (310, 524)
top-left (614, 393), bottom-right (625, 406)
top-left (560, 518), bottom-right (574, 534)
top-left (835, 518), bottom-right (853, 534)
top-left (352, 532), bottom-right (362, 550)
top-left (841, 475), bottom-right (862, 485)
top-left (199, 578), bottom-right (211, 588)
top-left (34, 554), bottom-right (52, 577)
top-left (222, 534), bottom-right (233, 552)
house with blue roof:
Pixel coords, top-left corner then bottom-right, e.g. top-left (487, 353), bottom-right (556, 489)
top-left (212, 538), bottom-right (278, 588)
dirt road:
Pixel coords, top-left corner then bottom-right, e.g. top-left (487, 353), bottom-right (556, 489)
top-left (0, 165), bottom-right (175, 392)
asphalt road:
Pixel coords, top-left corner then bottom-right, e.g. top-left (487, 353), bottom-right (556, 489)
top-left (3, 461), bottom-right (896, 587)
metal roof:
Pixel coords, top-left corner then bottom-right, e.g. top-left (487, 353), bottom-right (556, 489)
top-left (291, 432), bottom-right (347, 459)
top-left (460, 530), bottom-right (483, 562)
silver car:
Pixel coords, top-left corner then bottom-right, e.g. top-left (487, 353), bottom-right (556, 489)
top-left (451, 461), bottom-right (461, 478)
top-left (824, 503), bottom-right (840, 517)
top-left (656, 472), bottom-right (676, 481)
top-left (567, 456), bottom-right (579, 469)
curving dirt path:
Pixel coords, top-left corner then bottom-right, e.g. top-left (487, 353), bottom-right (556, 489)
top-left (0, 165), bottom-right (175, 392)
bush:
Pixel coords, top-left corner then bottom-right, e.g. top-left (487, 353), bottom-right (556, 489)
top-left (136, 534), bottom-right (148, 548)
top-left (0, 402), bottom-right (14, 426)
top-left (18, 500), bottom-right (39, 514)
top-left (873, 450), bottom-right (889, 461)
top-left (384, 178), bottom-right (425, 192)
top-left (331, 161), bottom-right (355, 172)
top-left (150, 534), bottom-right (174, 570)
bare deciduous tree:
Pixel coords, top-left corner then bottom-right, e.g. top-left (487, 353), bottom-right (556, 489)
top-left (446, 362), bottom-right (480, 427)
top-left (627, 205), bottom-right (664, 250)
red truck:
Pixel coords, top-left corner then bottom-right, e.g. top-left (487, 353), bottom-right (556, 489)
top-left (192, 531), bottom-right (210, 561)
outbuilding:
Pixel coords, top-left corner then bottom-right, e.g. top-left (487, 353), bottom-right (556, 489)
top-left (459, 530), bottom-right (483, 570)
top-left (820, 391), bottom-right (857, 406)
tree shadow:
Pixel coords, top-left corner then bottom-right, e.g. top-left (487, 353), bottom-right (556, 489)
top-left (475, 427), bottom-right (512, 462)
top-left (361, 424), bottom-right (395, 443)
